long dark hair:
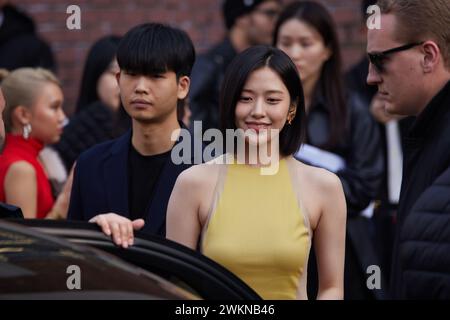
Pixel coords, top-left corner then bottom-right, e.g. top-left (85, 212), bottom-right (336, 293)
top-left (273, 1), bottom-right (347, 149)
top-left (76, 35), bottom-right (121, 113)
top-left (220, 45), bottom-right (305, 157)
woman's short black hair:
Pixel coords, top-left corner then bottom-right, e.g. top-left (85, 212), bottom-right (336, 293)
top-left (117, 23), bottom-right (195, 79)
top-left (220, 45), bottom-right (305, 157)
top-left (76, 35), bottom-right (121, 113)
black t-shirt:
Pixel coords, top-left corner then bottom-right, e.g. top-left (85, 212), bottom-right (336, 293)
top-left (128, 144), bottom-right (171, 220)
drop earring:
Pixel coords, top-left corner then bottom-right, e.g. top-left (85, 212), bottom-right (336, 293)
top-left (287, 109), bottom-right (296, 125)
top-left (23, 123), bottom-right (32, 140)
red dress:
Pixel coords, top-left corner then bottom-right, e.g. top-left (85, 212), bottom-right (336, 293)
top-left (0, 134), bottom-right (54, 218)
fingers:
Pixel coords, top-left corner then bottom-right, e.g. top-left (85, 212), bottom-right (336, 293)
top-left (127, 221), bottom-right (134, 246)
top-left (119, 223), bottom-right (129, 249)
top-left (89, 213), bottom-right (135, 249)
top-left (95, 215), bottom-right (112, 236)
top-left (132, 219), bottom-right (145, 230)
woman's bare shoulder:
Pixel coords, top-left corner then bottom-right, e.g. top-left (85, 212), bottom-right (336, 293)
top-left (5, 160), bottom-right (36, 179)
top-left (291, 159), bottom-right (343, 195)
top-left (176, 160), bottom-right (225, 190)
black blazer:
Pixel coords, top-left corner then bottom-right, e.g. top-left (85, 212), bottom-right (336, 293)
top-left (67, 128), bottom-right (198, 237)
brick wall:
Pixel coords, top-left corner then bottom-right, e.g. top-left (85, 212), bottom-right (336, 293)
top-left (14, 0), bottom-right (368, 115)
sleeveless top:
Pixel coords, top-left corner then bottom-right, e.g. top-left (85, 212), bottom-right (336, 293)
top-left (201, 158), bottom-right (311, 299)
top-left (0, 134), bottom-right (54, 218)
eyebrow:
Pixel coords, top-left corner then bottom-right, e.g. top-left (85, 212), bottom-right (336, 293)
top-left (242, 89), bottom-right (284, 94)
top-left (279, 35), bottom-right (312, 41)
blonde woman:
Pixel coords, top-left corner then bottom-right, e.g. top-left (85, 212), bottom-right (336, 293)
top-left (0, 68), bottom-right (66, 218)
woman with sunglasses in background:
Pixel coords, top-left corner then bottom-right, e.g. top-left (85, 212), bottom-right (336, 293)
top-left (274, 1), bottom-right (385, 299)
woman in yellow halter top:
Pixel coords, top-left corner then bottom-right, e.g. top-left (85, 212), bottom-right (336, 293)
top-left (167, 46), bottom-right (346, 300)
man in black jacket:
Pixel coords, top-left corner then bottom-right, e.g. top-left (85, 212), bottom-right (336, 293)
top-left (68, 23), bottom-right (198, 247)
top-left (189, 0), bottom-right (281, 133)
top-left (347, 0), bottom-right (412, 290)
top-left (367, 0), bottom-right (450, 299)
top-left (400, 165), bottom-right (450, 299)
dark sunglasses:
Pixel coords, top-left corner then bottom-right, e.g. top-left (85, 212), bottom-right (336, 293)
top-left (368, 42), bottom-right (424, 73)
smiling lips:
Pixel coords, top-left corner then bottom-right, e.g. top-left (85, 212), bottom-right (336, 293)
top-left (245, 122), bottom-right (271, 133)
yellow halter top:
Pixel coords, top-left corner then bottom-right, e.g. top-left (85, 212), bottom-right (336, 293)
top-left (201, 158), bottom-right (311, 299)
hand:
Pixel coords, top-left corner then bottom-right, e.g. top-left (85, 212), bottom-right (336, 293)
top-left (89, 213), bottom-right (145, 249)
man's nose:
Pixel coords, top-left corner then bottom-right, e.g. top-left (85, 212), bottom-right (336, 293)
top-left (135, 76), bottom-right (149, 94)
top-left (367, 62), bottom-right (382, 86)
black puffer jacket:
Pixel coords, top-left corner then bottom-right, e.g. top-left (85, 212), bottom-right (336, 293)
top-left (391, 81), bottom-right (450, 299)
top-left (399, 165), bottom-right (450, 299)
top-left (54, 101), bottom-right (129, 171)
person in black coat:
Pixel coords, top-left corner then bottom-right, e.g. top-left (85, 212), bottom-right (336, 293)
top-left (0, 4), bottom-right (55, 71)
top-left (54, 35), bottom-right (130, 172)
top-left (68, 23), bottom-right (197, 246)
top-left (400, 165), bottom-right (450, 299)
top-left (367, 0), bottom-right (450, 299)
top-left (189, 0), bottom-right (282, 133)
top-left (345, 0), bottom-right (413, 290)
top-left (274, 1), bottom-right (385, 299)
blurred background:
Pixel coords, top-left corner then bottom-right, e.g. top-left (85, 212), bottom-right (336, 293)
top-left (13, 0), bottom-right (367, 115)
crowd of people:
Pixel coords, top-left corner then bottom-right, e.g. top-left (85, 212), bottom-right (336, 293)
top-left (0, 0), bottom-right (449, 300)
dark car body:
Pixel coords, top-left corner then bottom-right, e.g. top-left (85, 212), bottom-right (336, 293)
top-left (0, 219), bottom-right (261, 300)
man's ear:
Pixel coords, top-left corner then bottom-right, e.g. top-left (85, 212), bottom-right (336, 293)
top-left (422, 41), bottom-right (441, 73)
top-left (177, 76), bottom-right (190, 100)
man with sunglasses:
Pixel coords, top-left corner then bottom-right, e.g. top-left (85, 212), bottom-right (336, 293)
top-left (367, 0), bottom-right (450, 299)
top-left (188, 0), bottom-right (281, 133)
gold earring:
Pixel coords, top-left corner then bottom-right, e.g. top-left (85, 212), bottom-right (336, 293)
top-left (287, 110), bottom-right (296, 125)
top-left (287, 105), bottom-right (296, 125)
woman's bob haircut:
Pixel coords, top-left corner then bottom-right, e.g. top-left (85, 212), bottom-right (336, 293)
top-left (219, 45), bottom-right (305, 157)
